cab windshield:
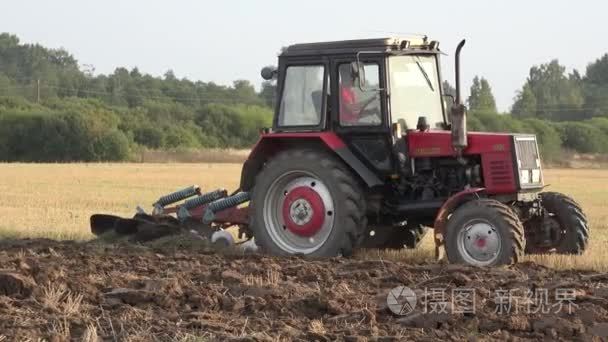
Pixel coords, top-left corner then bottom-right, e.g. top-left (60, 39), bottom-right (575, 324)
top-left (388, 55), bottom-right (444, 130)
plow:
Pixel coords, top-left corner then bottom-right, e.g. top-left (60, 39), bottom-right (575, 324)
top-left (91, 186), bottom-right (254, 249)
top-left (91, 36), bottom-right (589, 266)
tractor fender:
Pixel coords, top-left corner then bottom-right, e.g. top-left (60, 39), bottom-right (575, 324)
top-left (240, 132), bottom-right (383, 191)
top-left (432, 187), bottom-right (485, 258)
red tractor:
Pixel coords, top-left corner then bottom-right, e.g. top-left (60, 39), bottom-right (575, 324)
top-left (92, 37), bottom-right (589, 267)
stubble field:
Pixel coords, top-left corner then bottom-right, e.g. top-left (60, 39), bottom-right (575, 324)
top-left (0, 163), bottom-right (607, 340)
top-left (0, 163), bottom-right (606, 271)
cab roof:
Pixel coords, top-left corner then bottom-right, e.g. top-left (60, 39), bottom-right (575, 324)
top-left (280, 37), bottom-right (440, 57)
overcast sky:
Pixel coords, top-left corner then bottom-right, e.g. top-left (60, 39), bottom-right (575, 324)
top-left (2, 0), bottom-right (606, 111)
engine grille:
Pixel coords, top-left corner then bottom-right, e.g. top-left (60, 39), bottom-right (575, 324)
top-left (514, 136), bottom-right (540, 170)
top-left (488, 159), bottom-right (514, 186)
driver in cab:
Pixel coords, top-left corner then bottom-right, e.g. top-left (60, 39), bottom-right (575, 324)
top-left (339, 64), bottom-right (380, 126)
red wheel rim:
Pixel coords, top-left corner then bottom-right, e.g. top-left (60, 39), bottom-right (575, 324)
top-left (282, 186), bottom-right (326, 237)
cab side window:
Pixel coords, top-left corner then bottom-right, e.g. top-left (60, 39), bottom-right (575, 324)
top-left (338, 63), bottom-right (381, 126)
top-left (278, 65), bottom-right (326, 127)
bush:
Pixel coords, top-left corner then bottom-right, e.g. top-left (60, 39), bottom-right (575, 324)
top-left (467, 114), bottom-right (486, 131)
top-left (134, 126), bottom-right (165, 148)
top-left (196, 104), bottom-right (272, 148)
top-left (558, 122), bottom-right (608, 153)
top-left (588, 117), bottom-right (608, 136)
top-left (0, 111), bottom-right (131, 162)
top-left (164, 125), bottom-right (201, 148)
top-left (92, 130), bottom-right (131, 161)
top-left (520, 118), bottom-right (563, 161)
top-left (473, 111), bottom-right (525, 133)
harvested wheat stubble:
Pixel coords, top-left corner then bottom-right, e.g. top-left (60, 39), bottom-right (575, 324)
top-left (0, 239), bottom-right (607, 341)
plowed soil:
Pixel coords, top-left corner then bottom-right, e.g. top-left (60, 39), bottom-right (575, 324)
top-left (0, 239), bottom-right (607, 341)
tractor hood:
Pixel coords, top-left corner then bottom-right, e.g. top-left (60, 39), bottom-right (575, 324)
top-left (407, 130), bottom-right (543, 194)
top-left (407, 130), bottom-right (517, 157)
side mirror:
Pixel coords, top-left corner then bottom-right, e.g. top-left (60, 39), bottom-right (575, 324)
top-left (443, 94), bottom-right (455, 111)
top-left (261, 66), bottom-right (277, 80)
top-left (350, 61), bottom-right (366, 89)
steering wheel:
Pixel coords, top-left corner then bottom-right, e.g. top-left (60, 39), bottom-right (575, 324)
top-left (357, 95), bottom-right (380, 120)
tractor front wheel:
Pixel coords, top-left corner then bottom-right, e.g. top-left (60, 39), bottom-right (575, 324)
top-left (525, 192), bottom-right (589, 255)
top-left (445, 199), bottom-right (525, 266)
top-left (250, 149), bottom-right (366, 257)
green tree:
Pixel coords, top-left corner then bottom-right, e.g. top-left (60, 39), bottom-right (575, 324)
top-left (259, 81), bottom-right (277, 107)
top-left (583, 54), bottom-right (608, 117)
top-left (512, 60), bottom-right (584, 121)
top-left (442, 80), bottom-right (456, 97)
top-left (468, 76), bottom-right (497, 114)
top-left (511, 84), bottom-right (537, 118)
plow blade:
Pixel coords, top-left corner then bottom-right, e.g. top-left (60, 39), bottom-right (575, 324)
top-left (91, 212), bottom-right (185, 241)
top-left (90, 187), bottom-right (254, 249)
top-left (90, 214), bottom-right (121, 236)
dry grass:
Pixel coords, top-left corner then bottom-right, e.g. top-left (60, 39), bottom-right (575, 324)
top-left (308, 320), bottom-right (326, 334)
top-left (39, 283), bottom-right (84, 316)
top-left (0, 164), bottom-right (606, 271)
top-left (0, 163), bottom-right (240, 240)
top-left (136, 149), bottom-right (249, 164)
top-left (244, 269), bottom-right (281, 287)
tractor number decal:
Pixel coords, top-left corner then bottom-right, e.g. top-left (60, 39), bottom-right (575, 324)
top-left (492, 144), bottom-right (506, 151)
top-left (415, 147), bottom-right (442, 155)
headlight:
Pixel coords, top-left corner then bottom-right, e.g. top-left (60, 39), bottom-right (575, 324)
top-left (531, 169), bottom-right (541, 183)
top-left (520, 169), bottom-right (541, 184)
top-left (520, 170), bottom-right (530, 184)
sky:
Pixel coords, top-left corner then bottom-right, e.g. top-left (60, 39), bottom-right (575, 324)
top-left (2, 0), bottom-right (606, 112)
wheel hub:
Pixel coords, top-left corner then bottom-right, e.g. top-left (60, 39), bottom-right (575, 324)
top-left (282, 186), bottom-right (326, 237)
top-left (459, 220), bottom-right (501, 265)
top-left (289, 198), bottom-right (314, 225)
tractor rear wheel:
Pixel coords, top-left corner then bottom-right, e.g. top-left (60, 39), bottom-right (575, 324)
top-left (525, 192), bottom-right (589, 255)
top-left (445, 199), bottom-right (525, 266)
top-left (250, 149), bottom-right (366, 257)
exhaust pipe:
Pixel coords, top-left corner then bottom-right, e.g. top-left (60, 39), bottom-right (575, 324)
top-left (451, 39), bottom-right (468, 161)
top-left (454, 39), bottom-right (466, 105)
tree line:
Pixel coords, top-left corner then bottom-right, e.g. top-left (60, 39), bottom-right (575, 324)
top-left (1, 32), bottom-right (607, 162)
top-left (0, 33), bottom-right (275, 161)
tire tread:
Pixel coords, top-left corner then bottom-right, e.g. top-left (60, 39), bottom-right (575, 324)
top-left (540, 192), bottom-right (589, 254)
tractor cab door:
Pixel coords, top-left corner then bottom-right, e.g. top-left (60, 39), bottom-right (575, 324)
top-left (330, 56), bottom-right (395, 177)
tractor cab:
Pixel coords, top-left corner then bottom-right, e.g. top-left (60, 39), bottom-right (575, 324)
top-left (264, 37), bottom-right (446, 131)
top-left (260, 37), bottom-right (462, 181)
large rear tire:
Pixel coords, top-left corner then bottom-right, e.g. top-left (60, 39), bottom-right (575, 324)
top-left (525, 192), bottom-right (589, 255)
top-left (250, 149), bottom-right (366, 257)
top-left (445, 199), bottom-right (525, 266)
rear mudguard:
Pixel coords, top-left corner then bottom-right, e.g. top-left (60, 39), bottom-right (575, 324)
top-left (433, 187), bottom-right (485, 259)
top-left (240, 132), bottom-right (383, 191)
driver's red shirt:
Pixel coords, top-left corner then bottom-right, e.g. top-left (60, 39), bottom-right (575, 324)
top-left (340, 86), bottom-right (358, 124)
